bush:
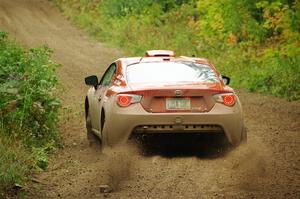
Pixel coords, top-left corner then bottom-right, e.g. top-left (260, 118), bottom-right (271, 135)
top-left (53, 0), bottom-right (300, 100)
top-left (0, 32), bottom-right (60, 195)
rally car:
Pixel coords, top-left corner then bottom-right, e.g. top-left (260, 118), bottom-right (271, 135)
top-left (84, 50), bottom-right (246, 148)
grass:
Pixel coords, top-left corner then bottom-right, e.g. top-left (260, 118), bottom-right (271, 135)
top-left (0, 32), bottom-right (61, 197)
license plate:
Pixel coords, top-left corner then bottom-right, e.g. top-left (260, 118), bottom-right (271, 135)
top-left (166, 98), bottom-right (191, 110)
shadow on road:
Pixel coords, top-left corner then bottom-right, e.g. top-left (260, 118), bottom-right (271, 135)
top-left (132, 133), bottom-right (231, 159)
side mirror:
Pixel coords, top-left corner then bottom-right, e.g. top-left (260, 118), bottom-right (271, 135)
top-left (85, 75), bottom-right (98, 87)
top-left (222, 75), bottom-right (230, 85)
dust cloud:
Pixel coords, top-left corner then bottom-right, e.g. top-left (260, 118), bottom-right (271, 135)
top-left (225, 137), bottom-right (274, 191)
top-left (102, 143), bottom-right (140, 191)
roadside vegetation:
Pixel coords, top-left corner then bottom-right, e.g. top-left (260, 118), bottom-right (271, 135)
top-left (54, 0), bottom-right (299, 100)
top-left (0, 32), bottom-right (60, 197)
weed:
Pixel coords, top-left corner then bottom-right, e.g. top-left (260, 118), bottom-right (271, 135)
top-left (0, 32), bottom-right (60, 195)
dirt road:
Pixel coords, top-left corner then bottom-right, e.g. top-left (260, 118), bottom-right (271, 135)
top-left (0, 0), bottom-right (299, 198)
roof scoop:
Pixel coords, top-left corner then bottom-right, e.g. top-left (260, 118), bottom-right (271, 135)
top-left (145, 50), bottom-right (175, 57)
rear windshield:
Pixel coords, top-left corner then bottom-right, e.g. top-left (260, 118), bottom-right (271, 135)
top-left (126, 61), bottom-right (220, 84)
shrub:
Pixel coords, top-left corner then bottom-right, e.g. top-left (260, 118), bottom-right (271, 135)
top-left (53, 0), bottom-right (300, 100)
top-left (0, 32), bottom-right (60, 195)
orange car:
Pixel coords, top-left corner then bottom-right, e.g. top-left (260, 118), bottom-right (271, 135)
top-left (84, 50), bottom-right (246, 148)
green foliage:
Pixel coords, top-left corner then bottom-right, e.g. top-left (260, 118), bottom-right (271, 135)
top-left (0, 32), bottom-right (60, 145)
top-left (0, 136), bottom-right (31, 196)
top-left (54, 0), bottom-right (299, 100)
top-left (0, 32), bottom-right (61, 195)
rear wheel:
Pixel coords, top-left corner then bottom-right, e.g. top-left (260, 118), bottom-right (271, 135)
top-left (86, 109), bottom-right (102, 146)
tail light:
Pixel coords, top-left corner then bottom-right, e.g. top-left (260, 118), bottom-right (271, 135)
top-left (116, 94), bottom-right (142, 107)
top-left (213, 93), bottom-right (236, 106)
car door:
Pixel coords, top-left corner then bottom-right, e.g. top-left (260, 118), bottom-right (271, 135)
top-left (89, 63), bottom-right (117, 135)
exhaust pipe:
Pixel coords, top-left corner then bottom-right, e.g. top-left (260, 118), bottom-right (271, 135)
top-left (141, 134), bottom-right (148, 141)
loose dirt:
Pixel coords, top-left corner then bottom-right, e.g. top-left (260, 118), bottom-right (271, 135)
top-left (0, 0), bottom-right (299, 198)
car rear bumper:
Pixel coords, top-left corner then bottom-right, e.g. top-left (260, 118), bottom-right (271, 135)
top-left (103, 102), bottom-right (244, 146)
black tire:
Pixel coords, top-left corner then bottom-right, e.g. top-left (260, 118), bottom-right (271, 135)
top-left (86, 110), bottom-right (101, 146)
